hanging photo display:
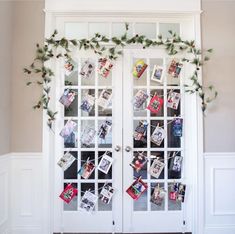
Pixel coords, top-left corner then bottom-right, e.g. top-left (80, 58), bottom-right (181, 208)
top-left (133, 90), bottom-right (149, 109)
top-left (172, 118), bottom-right (183, 137)
top-left (80, 59), bottom-right (95, 79)
top-left (97, 153), bottom-right (114, 174)
top-left (149, 158), bottom-right (165, 179)
top-left (60, 120), bottom-right (77, 139)
top-left (147, 95), bottom-right (163, 114)
top-left (167, 91), bottom-right (181, 110)
top-left (80, 191), bottom-right (98, 212)
top-left (126, 177), bottom-right (148, 200)
top-left (81, 127), bottom-right (96, 146)
top-left (57, 152), bottom-right (76, 171)
top-left (59, 184), bottom-right (78, 204)
top-left (133, 120), bottom-right (148, 141)
top-left (59, 89), bottom-right (76, 108)
top-left (151, 65), bottom-right (164, 83)
top-left (177, 183), bottom-right (186, 203)
top-left (80, 94), bottom-right (95, 113)
top-left (78, 160), bottom-right (95, 179)
top-left (150, 185), bottom-right (166, 206)
top-left (64, 60), bottom-right (75, 76)
top-left (97, 89), bottom-right (112, 109)
top-left (99, 184), bottom-right (115, 204)
top-left (167, 59), bottom-right (183, 78)
top-left (132, 59), bottom-right (148, 78)
top-left (98, 120), bottom-right (112, 139)
top-left (150, 126), bottom-right (166, 146)
top-left (98, 58), bottom-right (113, 78)
top-left (130, 152), bottom-right (148, 173)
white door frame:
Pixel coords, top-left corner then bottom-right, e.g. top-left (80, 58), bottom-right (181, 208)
top-left (42, 11), bottom-right (204, 234)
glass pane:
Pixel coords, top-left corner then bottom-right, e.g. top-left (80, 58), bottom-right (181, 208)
top-left (132, 151), bottom-right (148, 179)
top-left (81, 89), bottom-right (95, 117)
top-left (64, 89), bottom-right (78, 117)
top-left (98, 151), bottom-right (112, 180)
top-left (80, 120), bottom-right (96, 148)
top-left (133, 120), bottom-right (147, 148)
top-left (98, 71), bottom-right (112, 86)
top-left (159, 23), bottom-right (180, 39)
top-left (135, 23), bottom-right (156, 38)
top-left (149, 89), bottom-right (164, 117)
top-left (63, 120), bottom-right (78, 148)
top-left (65, 22), bottom-right (88, 40)
top-left (150, 58), bottom-right (164, 86)
top-left (167, 121), bottom-right (181, 148)
top-left (98, 89), bottom-right (112, 117)
top-left (64, 151), bottom-right (78, 179)
top-left (64, 60), bottom-right (78, 86)
top-left (133, 185), bottom-right (148, 211)
top-left (133, 89), bottom-right (148, 117)
top-left (98, 183), bottom-right (112, 211)
top-left (80, 58), bottom-right (95, 86)
top-left (112, 22), bottom-right (133, 37)
top-left (133, 58), bottom-right (147, 86)
top-left (80, 152), bottom-right (95, 180)
top-left (168, 183), bottom-right (181, 210)
top-left (150, 151), bottom-right (164, 179)
top-left (64, 183), bottom-right (77, 211)
top-left (150, 120), bottom-right (164, 148)
top-left (168, 151), bottom-right (182, 179)
top-left (98, 120), bottom-right (112, 148)
top-left (150, 183), bottom-right (165, 211)
top-left (167, 89), bottom-right (181, 117)
top-left (89, 23), bottom-right (109, 38)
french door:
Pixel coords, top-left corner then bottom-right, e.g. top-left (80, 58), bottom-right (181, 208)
top-left (53, 48), bottom-right (193, 233)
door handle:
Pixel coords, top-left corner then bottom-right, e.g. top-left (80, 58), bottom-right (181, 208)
top-left (114, 145), bottom-right (121, 152)
top-left (125, 146), bottom-right (132, 152)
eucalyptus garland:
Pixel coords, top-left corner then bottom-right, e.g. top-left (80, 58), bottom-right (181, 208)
top-left (24, 23), bottom-right (217, 128)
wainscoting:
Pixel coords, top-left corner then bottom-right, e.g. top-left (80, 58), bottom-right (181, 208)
top-left (204, 153), bottom-right (235, 234)
top-left (0, 152), bottom-right (234, 234)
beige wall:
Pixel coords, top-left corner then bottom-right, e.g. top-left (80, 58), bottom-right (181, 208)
top-left (202, 1), bottom-right (235, 152)
top-left (11, 1), bottom-right (44, 152)
top-left (2, 1), bottom-right (234, 153)
top-left (0, 2), bottom-right (13, 155)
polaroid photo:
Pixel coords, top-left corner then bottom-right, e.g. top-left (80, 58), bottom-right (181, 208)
top-left (132, 59), bottom-right (148, 78)
top-left (133, 90), bottom-right (149, 109)
top-left (150, 126), bottom-right (166, 146)
top-left (59, 89), bottom-right (76, 108)
top-left (126, 177), bottom-right (148, 200)
top-left (167, 59), bottom-right (183, 78)
top-left (64, 60), bottom-right (75, 76)
top-left (59, 184), bottom-right (78, 204)
top-left (99, 184), bottom-right (115, 204)
top-left (169, 183), bottom-right (180, 201)
top-left (98, 58), bottom-right (113, 78)
top-left (57, 152), bottom-right (76, 171)
top-left (80, 94), bottom-right (95, 113)
top-left (98, 153), bottom-right (114, 174)
top-left (80, 59), bottom-right (95, 79)
top-left (151, 65), bottom-right (164, 83)
top-left (149, 158), bottom-right (165, 179)
top-left (170, 155), bottom-right (183, 173)
top-left (133, 120), bottom-right (148, 141)
top-left (177, 184), bottom-right (186, 203)
top-left (167, 92), bottom-right (181, 110)
top-left (130, 153), bottom-right (148, 173)
top-left (147, 95), bottom-right (163, 114)
top-left (81, 127), bottom-right (96, 146)
top-left (60, 120), bottom-right (77, 139)
top-left (97, 90), bottom-right (112, 109)
top-left (98, 120), bottom-right (112, 139)
top-left (172, 118), bottom-right (183, 137)
top-left (78, 161), bottom-right (95, 179)
top-left (150, 186), bottom-right (166, 206)
top-left (80, 191), bottom-right (98, 212)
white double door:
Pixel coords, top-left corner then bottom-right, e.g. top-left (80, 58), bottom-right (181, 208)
top-left (54, 49), bottom-right (193, 233)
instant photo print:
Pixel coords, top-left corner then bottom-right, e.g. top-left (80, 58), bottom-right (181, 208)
top-left (151, 65), bottom-right (164, 83)
top-left (80, 59), bottom-right (95, 79)
top-left (59, 89), bottom-right (76, 108)
top-left (98, 58), bottom-right (113, 78)
top-left (149, 158), bottom-right (165, 179)
top-left (126, 177), bottom-right (148, 200)
top-left (147, 95), bottom-right (163, 114)
top-left (150, 126), bottom-right (166, 146)
top-left (97, 90), bottom-right (112, 109)
top-left (133, 90), bottom-right (149, 109)
top-left (130, 153), bottom-right (148, 173)
top-left (98, 153), bottom-right (114, 174)
top-left (57, 152), bottom-right (76, 171)
top-left (59, 184), bottom-right (78, 204)
top-left (132, 59), bottom-right (148, 78)
top-left (99, 184), bottom-right (115, 204)
top-left (80, 191), bottom-right (98, 212)
top-left (80, 94), bottom-right (95, 113)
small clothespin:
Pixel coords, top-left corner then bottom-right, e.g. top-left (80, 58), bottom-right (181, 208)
top-left (157, 123), bottom-right (160, 128)
top-left (137, 176), bottom-right (142, 182)
top-left (157, 183), bottom-right (160, 191)
top-left (86, 157), bottom-right (90, 164)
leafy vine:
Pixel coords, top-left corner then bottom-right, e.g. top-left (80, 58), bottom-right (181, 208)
top-left (24, 23), bottom-right (217, 128)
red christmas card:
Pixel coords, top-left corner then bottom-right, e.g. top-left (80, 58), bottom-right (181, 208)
top-left (147, 95), bottom-right (163, 114)
top-left (59, 184), bottom-right (78, 204)
top-left (126, 177), bottom-right (148, 200)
